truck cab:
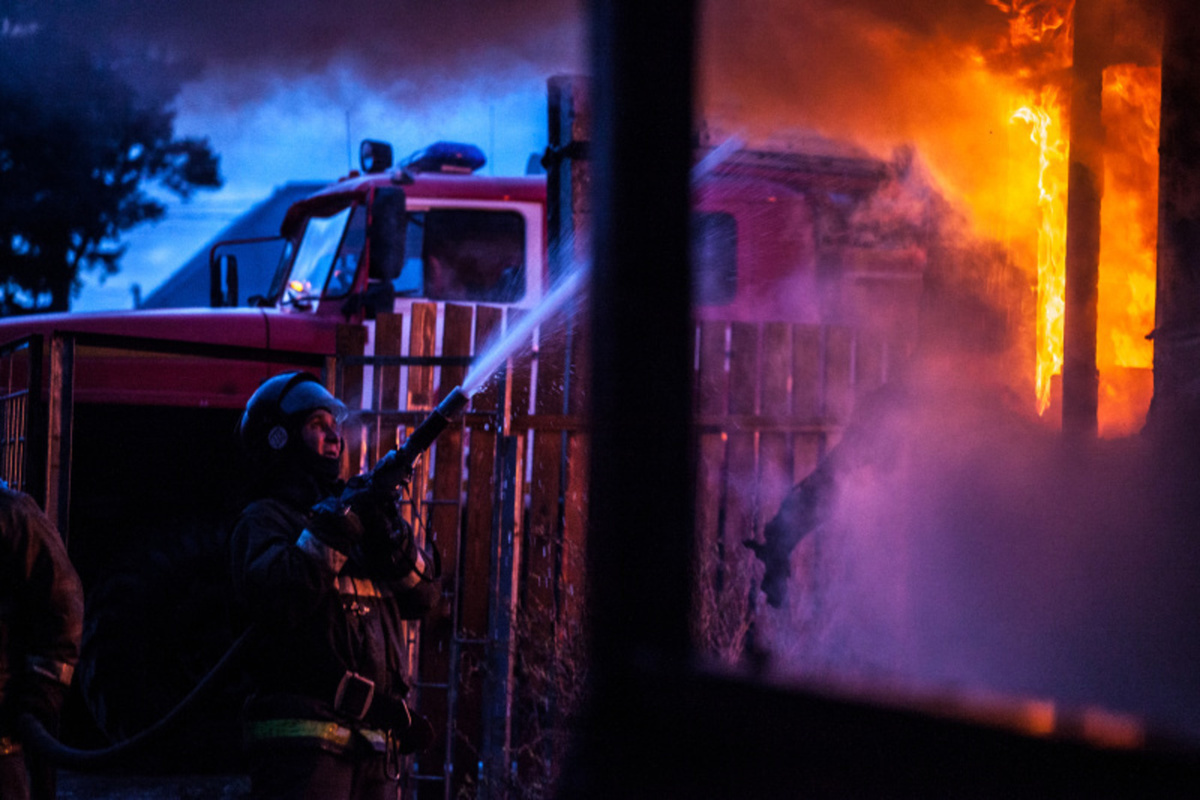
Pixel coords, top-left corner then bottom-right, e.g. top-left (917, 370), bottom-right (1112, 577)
top-left (208, 140), bottom-right (547, 369)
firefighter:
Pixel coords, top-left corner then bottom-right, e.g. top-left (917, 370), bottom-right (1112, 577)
top-left (0, 480), bottom-right (83, 800)
top-left (230, 372), bottom-right (440, 799)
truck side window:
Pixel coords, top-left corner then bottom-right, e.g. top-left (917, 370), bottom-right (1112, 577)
top-left (423, 210), bottom-right (526, 303)
top-left (692, 211), bottom-right (738, 305)
top-left (392, 213), bottom-right (427, 297)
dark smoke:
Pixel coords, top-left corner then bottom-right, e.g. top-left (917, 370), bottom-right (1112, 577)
top-left (9, 0), bottom-right (583, 105)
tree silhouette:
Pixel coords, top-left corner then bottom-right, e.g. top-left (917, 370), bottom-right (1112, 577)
top-left (0, 22), bottom-right (222, 313)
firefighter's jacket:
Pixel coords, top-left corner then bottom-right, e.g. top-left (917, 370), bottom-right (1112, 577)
top-left (0, 485), bottom-right (83, 742)
top-left (229, 473), bottom-right (439, 751)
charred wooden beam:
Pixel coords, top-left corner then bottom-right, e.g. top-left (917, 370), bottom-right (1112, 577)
top-left (1062, 0), bottom-right (1108, 438)
top-left (1150, 0), bottom-right (1200, 443)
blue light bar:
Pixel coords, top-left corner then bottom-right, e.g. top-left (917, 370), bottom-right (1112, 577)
top-left (400, 141), bottom-right (487, 174)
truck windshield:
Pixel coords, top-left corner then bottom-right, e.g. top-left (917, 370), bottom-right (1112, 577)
top-left (285, 204), bottom-right (366, 308)
top-left (393, 209), bottom-right (526, 303)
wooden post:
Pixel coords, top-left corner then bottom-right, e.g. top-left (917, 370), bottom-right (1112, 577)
top-left (1150, 0), bottom-right (1200, 440)
top-left (1062, 0), bottom-right (1108, 438)
top-left (23, 335), bottom-right (45, 506)
top-left (45, 333), bottom-right (74, 540)
top-left (335, 323), bottom-right (368, 474)
top-left (481, 433), bottom-right (521, 799)
top-left (547, 75), bottom-right (593, 284)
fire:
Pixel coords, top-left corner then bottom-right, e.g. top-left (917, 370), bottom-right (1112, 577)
top-left (697, 0), bottom-right (1161, 433)
top-left (1012, 90), bottom-right (1068, 416)
top-left (1003, 3), bottom-right (1160, 433)
top-left (1097, 64), bottom-right (1160, 435)
top-left (987, 0), bottom-right (1073, 57)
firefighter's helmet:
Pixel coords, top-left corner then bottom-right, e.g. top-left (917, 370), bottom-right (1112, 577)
top-left (238, 371), bottom-right (348, 458)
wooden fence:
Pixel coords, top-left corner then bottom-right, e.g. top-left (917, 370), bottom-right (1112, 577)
top-left (338, 303), bottom-right (899, 799)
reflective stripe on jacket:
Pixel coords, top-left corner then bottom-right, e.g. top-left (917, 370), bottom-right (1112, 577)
top-left (244, 718), bottom-right (388, 755)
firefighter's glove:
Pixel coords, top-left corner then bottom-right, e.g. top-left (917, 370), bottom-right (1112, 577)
top-left (340, 481), bottom-right (401, 542)
top-left (365, 519), bottom-right (440, 587)
top-left (367, 449), bottom-right (414, 497)
top-left (308, 496), bottom-right (365, 554)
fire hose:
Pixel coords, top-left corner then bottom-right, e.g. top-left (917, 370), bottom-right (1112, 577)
top-left (17, 387), bottom-right (471, 770)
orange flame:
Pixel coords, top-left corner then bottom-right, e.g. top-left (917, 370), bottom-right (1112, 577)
top-left (1004, 1), bottom-right (1160, 434)
top-left (987, 0), bottom-right (1073, 53)
top-left (1097, 64), bottom-right (1160, 436)
top-left (1012, 89), bottom-right (1068, 416)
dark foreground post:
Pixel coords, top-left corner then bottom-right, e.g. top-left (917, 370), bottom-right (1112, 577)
top-left (566, 0), bottom-right (697, 797)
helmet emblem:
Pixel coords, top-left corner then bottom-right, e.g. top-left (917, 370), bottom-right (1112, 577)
top-left (267, 425), bottom-right (289, 450)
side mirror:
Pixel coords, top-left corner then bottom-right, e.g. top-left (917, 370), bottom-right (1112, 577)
top-left (209, 253), bottom-right (239, 308)
top-left (360, 140), bottom-right (394, 174)
top-left (368, 188), bottom-right (407, 283)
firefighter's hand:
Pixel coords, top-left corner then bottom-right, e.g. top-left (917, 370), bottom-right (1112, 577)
top-left (368, 449), bottom-right (414, 496)
top-left (308, 496), bottom-right (365, 553)
top-left (341, 482), bottom-right (401, 542)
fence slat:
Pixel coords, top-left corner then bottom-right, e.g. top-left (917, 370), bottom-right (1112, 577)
top-left (415, 304), bottom-right (472, 798)
top-left (408, 303), bottom-right (437, 410)
top-left (375, 312), bottom-right (404, 456)
top-left (694, 321), bottom-right (727, 649)
top-left (451, 305), bottom-right (504, 786)
top-left (826, 325), bottom-right (855, 427)
top-left (759, 322), bottom-right (794, 537)
top-left (513, 300), bottom-right (574, 790)
top-left (337, 324), bottom-right (368, 476)
top-left (793, 325), bottom-right (823, 421)
top-left (726, 323), bottom-right (759, 550)
top-left (856, 329), bottom-right (886, 396)
top-left (560, 309), bottom-right (590, 634)
top-left (719, 323), bottom-right (759, 656)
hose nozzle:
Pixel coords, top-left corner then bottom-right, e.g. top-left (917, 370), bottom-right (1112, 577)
top-left (369, 386), bottom-right (471, 492)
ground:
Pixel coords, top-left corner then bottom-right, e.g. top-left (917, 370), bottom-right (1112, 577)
top-left (58, 772), bottom-right (249, 799)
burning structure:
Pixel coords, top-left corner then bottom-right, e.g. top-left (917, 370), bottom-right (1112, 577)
top-left (701, 0), bottom-right (1163, 437)
top-left (575, 0), bottom-right (1200, 795)
top-left (699, 0), bottom-right (1200, 771)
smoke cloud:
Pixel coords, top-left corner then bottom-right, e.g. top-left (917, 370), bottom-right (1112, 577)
top-left (768, 356), bottom-right (1200, 740)
top-left (35, 0), bottom-right (582, 101)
